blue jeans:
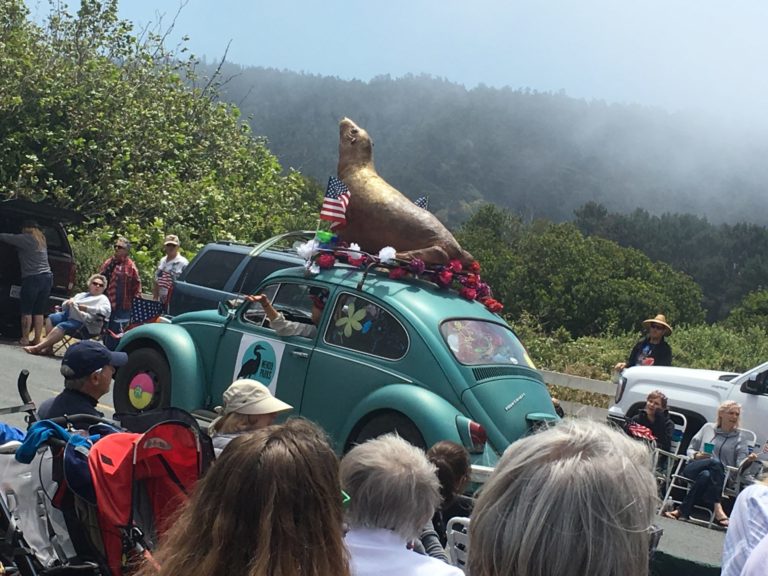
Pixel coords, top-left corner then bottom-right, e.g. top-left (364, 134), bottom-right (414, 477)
top-left (679, 457), bottom-right (725, 518)
top-left (49, 309), bottom-right (84, 334)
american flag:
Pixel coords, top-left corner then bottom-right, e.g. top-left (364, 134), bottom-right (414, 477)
top-left (414, 196), bottom-right (429, 210)
top-left (320, 177), bottom-right (351, 228)
top-left (130, 297), bottom-right (165, 325)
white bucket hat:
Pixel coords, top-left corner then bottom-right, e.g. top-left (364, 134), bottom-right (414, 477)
top-left (216, 379), bottom-right (293, 417)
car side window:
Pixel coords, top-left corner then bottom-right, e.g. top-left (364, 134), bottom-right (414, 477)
top-left (242, 284), bottom-right (279, 326)
top-left (323, 293), bottom-right (408, 360)
top-left (183, 250), bottom-right (244, 290)
top-left (235, 257), bottom-right (295, 295)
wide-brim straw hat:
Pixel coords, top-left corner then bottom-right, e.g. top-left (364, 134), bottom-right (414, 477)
top-left (642, 314), bottom-right (673, 336)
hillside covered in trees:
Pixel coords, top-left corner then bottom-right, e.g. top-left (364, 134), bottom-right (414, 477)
top-left (203, 63), bottom-right (768, 227)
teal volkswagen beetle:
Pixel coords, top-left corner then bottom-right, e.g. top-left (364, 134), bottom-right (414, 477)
top-left (115, 248), bottom-right (557, 465)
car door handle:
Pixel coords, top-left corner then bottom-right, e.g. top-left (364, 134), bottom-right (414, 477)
top-left (292, 350), bottom-right (310, 359)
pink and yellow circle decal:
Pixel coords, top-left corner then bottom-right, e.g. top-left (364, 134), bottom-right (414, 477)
top-left (128, 373), bottom-right (155, 410)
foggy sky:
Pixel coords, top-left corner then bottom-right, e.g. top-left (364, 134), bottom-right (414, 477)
top-left (85, 0), bottom-right (768, 126)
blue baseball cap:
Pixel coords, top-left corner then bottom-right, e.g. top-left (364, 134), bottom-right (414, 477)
top-left (61, 341), bottom-right (128, 379)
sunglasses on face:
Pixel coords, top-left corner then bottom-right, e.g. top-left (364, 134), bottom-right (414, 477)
top-left (114, 245), bottom-right (127, 250)
top-left (91, 281), bottom-right (105, 287)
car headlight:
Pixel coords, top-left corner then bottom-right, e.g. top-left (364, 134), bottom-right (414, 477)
top-left (615, 375), bottom-right (627, 403)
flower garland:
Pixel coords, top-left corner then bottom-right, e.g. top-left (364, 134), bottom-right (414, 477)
top-left (298, 232), bottom-right (504, 314)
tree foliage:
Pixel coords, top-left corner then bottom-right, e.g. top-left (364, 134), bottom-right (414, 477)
top-left (457, 205), bottom-right (704, 338)
top-left (0, 0), bottom-right (320, 250)
top-left (574, 202), bottom-right (768, 321)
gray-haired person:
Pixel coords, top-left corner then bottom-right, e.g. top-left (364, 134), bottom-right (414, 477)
top-left (340, 434), bottom-right (464, 576)
top-left (469, 419), bottom-right (659, 576)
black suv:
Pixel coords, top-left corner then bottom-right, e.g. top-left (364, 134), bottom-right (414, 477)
top-left (0, 199), bottom-right (80, 338)
top-left (168, 237), bottom-right (306, 316)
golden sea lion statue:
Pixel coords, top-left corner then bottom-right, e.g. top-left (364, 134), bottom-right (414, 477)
top-left (336, 117), bottom-right (474, 266)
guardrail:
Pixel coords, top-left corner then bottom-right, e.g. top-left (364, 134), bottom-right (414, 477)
top-left (538, 369), bottom-right (615, 419)
top-left (538, 369), bottom-right (616, 396)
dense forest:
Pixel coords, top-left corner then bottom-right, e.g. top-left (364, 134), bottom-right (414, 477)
top-left (202, 63), bottom-right (768, 227)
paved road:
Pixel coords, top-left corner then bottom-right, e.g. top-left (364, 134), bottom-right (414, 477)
top-left (0, 338), bottom-right (114, 428)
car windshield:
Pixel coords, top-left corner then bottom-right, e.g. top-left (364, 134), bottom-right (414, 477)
top-left (440, 319), bottom-right (534, 367)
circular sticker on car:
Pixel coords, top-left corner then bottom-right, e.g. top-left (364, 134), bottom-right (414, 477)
top-left (129, 373), bottom-right (155, 410)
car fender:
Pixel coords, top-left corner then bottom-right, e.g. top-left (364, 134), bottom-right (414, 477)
top-left (340, 383), bottom-right (468, 448)
top-left (116, 324), bottom-right (207, 411)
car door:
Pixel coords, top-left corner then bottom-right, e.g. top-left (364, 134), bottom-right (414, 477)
top-left (208, 281), bottom-right (325, 413)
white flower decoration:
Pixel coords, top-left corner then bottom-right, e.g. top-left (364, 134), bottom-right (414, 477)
top-left (378, 246), bottom-right (396, 263)
top-left (297, 239), bottom-right (319, 260)
top-left (304, 261), bottom-right (320, 275)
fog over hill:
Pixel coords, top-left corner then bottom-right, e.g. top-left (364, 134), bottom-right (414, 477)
top-left (200, 63), bottom-right (768, 226)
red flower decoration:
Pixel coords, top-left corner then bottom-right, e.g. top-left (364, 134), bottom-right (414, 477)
top-left (389, 267), bottom-right (407, 279)
top-left (469, 261), bottom-right (481, 273)
top-left (347, 254), bottom-right (367, 267)
top-left (448, 259), bottom-right (463, 273)
top-left (459, 287), bottom-right (477, 301)
top-left (316, 253), bottom-right (336, 269)
top-left (464, 273), bottom-right (479, 289)
top-left (437, 270), bottom-right (453, 286)
top-left (480, 297), bottom-right (504, 313)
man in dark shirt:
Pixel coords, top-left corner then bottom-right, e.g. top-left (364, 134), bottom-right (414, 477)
top-left (614, 314), bottom-right (673, 371)
top-left (37, 340), bottom-right (128, 419)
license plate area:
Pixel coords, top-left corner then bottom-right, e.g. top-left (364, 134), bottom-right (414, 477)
top-left (9, 285), bottom-right (21, 299)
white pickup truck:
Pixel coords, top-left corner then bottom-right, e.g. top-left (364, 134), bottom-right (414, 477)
top-left (608, 361), bottom-right (768, 450)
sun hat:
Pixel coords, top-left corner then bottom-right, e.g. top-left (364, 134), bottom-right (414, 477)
top-left (61, 340), bottom-right (128, 379)
top-left (217, 379), bottom-right (293, 417)
top-left (163, 234), bottom-right (180, 246)
top-left (642, 314), bottom-right (673, 336)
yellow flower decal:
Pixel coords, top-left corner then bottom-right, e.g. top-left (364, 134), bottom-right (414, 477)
top-left (335, 301), bottom-right (367, 337)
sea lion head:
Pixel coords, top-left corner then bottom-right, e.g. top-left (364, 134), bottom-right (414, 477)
top-left (339, 117), bottom-right (373, 168)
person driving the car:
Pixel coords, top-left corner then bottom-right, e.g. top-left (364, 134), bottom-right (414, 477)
top-left (248, 287), bottom-right (328, 338)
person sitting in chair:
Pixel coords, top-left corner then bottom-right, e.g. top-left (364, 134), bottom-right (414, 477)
top-left (24, 274), bottom-right (111, 355)
top-left (37, 340), bottom-right (127, 419)
top-left (664, 400), bottom-right (758, 527)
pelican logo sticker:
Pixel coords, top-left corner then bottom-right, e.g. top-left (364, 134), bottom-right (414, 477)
top-left (234, 336), bottom-right (285, 394)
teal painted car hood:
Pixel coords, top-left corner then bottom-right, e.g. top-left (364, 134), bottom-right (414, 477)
top-left (461, 374), bottom-right (557, 453)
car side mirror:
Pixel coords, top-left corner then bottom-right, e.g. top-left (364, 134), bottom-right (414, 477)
top-left (218, 299), bottom-right (240, 317)
top-left (742, 374), bottom-right (768, 395)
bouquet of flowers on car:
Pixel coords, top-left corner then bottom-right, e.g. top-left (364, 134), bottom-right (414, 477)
top-left (296, 231), bottom-right (504, 314)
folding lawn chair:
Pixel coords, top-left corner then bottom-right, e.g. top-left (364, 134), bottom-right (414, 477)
top-left (653, 410), bottom-right (687, 499)
top-left (445, 516), bottom-right (470, 573)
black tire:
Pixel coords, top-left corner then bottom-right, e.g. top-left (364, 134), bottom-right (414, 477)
top-left (350, 412), bottom-right (426, 451)
top-left (113, 348), bottom-right (171, 414)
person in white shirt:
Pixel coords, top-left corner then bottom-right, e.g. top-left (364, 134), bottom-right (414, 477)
top-left (721, 480), bottom-right (768, 576)
top-left (340, 434), bottom-right (464, 576)
top-left (24, 273), bottom-right (111, 355)
top-left (249, 286), bottom-right (328, 338)
top-left (152, 234), bottom-right (188, 305)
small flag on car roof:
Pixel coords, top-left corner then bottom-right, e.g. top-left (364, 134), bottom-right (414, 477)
top-left (320, 177), bottom-right (351, 229)
top-left (414, 196), bottom-right (429, 211)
